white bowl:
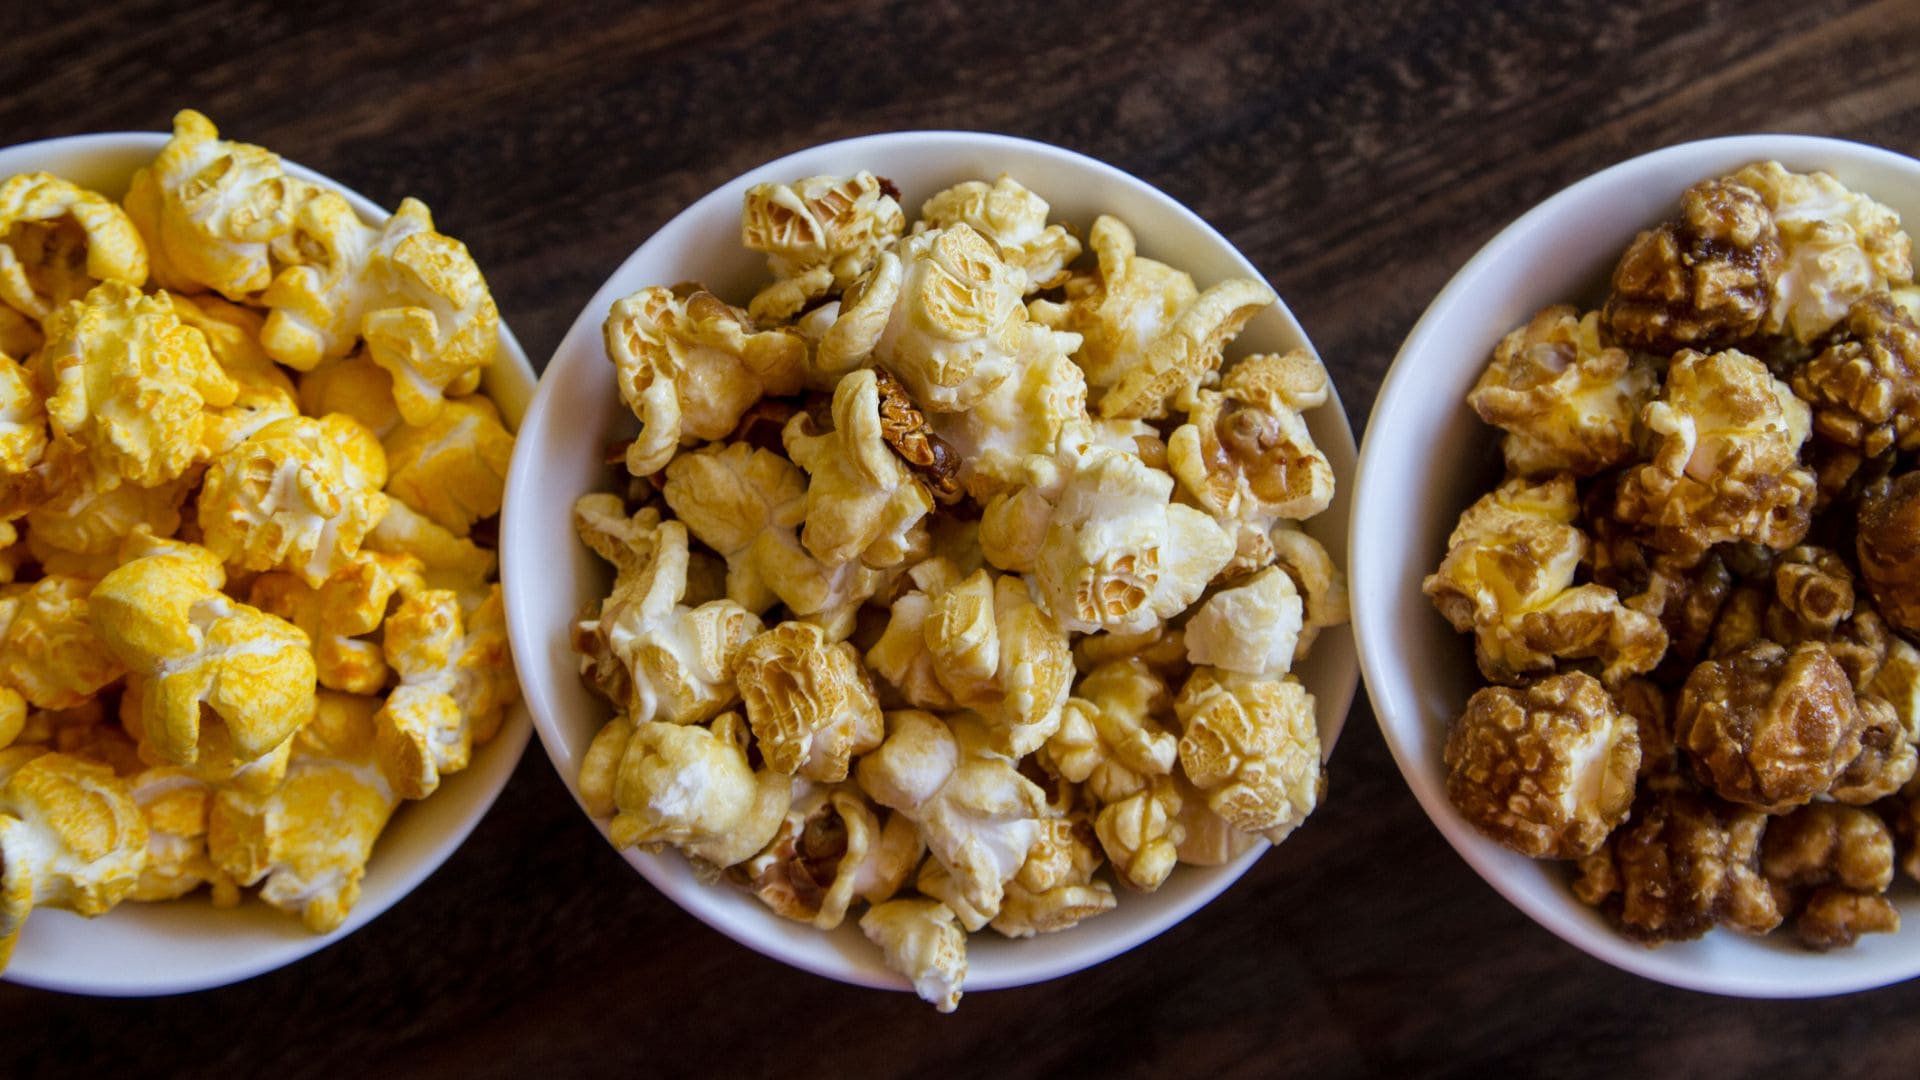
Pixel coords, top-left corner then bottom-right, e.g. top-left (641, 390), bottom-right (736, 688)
top-left (1353, 134), bottom-right (1920, 998)
top-left (0, 133), bottom-right (535, 996)
top-left (502, 131), bottom-right (1359, 995)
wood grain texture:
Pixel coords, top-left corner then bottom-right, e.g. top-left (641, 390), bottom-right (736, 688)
top-left (5, 0), bottom-right (1920, 1076)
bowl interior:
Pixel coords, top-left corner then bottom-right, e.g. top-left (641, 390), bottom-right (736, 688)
top-left (0, 133), bottom-right (535, 996)
top-left (1354, 134), bottom-right (1920, 998)
top-left (502, 131), bottom-right (1360, 993)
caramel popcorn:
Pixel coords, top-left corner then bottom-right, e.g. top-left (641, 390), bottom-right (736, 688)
top-left (571, 169), bottom-right (1346, 1008)
top-left (1468, 306), bottom-right (1658, 476)
top-left (1729, 162), bottom-right (1915, 344)
top-left (0, 116), bottom-right (518, 966)
top-left (1602, 177), bottom-right (1783, 355)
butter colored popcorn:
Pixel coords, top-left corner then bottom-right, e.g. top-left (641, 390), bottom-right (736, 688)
top-left (738, 782), bottom-right (921, 930)
top-left (860, 898), bottom-right (967, 1013)
top-left (375, 584), bottom-right (513, 799)
top-left (208, 692), bottom-right (397, 932)
top-left (0, 575), bottom-right (124, 710)
top-left (0, 749), bottom-right (149, 967)
top-left (124, 110), bottom-right (311, 300)
top-left (734, 621), bottom-right (884, 783)
top-left (606, 287), bottom-right (806, 477)
top-left (741, 172), bottom-right (906, 324)
top-left (1731, 162), bottom-right (1916, 343)
top-left (0, 354), bottom-right (47, 513)
top-left (1175, 667), bottom-right (1323, 840)
top-left (783, 368), bottom-right (932, 568)
top-left (127, 767), bottom-right (238, 905)
top-left (919, 175), bottom-right (1082, 292)
top-left (1269, 523), bottom-right (1351, 661)
top-left (0, 687), bottom-right (21, 749)
top-left (90, 547), bottom-right (315, 767)
top-left (1029, 215), bottom-right (1198, 392)
top-left (592, 712), bottom-right (792, 868)
top-left (988, 815), bottom-right (1115, 938)
top-left (20, 446), bottom-right (189, 558)
top-left (0, 308), bottom-right (40, 361)
top-left (1184, 566), bottom-right (1303, 677)
top-left (1094, 775), bottom-right (1184, 892)
top-left (299, 354), bottom-right (402, 439)
top-left (1172, 774), bottom-right (1264, 866)
top-left (1042, 658), bottom-right (1179, 807)
top-left (37, 281), bottom-right (238, 488)
top-left (383, 394), bottom-right (514, 537)
top-left (572, 494), bottom-right (760, 726)
top-left (1098, 276), bottom-right (1276, 422)
top-left (0, 172), bottom-right (147, 321)
top-left (924, 343), bottom-right (1088, 500)
top-left (249, 549), bottom-right (425, 694)
top-left (198, 413), bottom-right (389, 587)
top-left (1468, 306), bottom-right (1658, 477)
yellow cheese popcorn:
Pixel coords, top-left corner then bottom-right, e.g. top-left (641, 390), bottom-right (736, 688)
top-left (383, 394), bottom-right (514, 537)
top-left (0, 748), bottom-right (148, 968)
top-left (0, 172), bottom-right (148, 321)
top-left (127, 767), bottom-right (239, 905)
top-left (0, 575), bottom-right (124, 711)
top-left (298, 353), bottom-right (402, 439)
top-left (374, 584), bottom-right (514, 800)
top-left (249, 550), bottom-right (426, 694)
top-left (198, 413), bottom-right (389, 586)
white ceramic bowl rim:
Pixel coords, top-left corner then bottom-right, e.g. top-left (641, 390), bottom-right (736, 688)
top-left (503, 129), bottom-right (1361, 994)
top-left (0, 131), bottom-right (535, 996)
top-left (1355, 133), bottom-right (1920, 998)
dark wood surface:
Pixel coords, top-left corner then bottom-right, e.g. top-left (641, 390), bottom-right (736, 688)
top-left (6, 1), bottom-right (1920, 1076)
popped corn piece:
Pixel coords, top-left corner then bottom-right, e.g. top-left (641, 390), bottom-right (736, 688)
top-left (738, 782), bottom-right (921, 930)
top-left (1857, 472), bottom-right (1920, 638)
top-left (1271, 525), bottom-right (1352, 661)
top-left (1175, 667), bottom-right (1324, 841)
top-left (604, 286), bottom-right (805, 477)
top-left (870, 367), bottom-right (963, 505)
top-left (0, 575), bottom-right (124, 710)
top-left (382, 393), bottom-right (514, 537)
top-left (0, 749), bottom-right (148, 968)
top-left (1468, 306), bottom-right (1659, 476)
top-left (1424, 474), bottom-right (1666, 686)
top-left (1730, 161), bottom-right (1915, 343)
top-left (20, 446), bottom-right (188, 557)
top-left (0, 172), bottom-right (147, 320)
top-left (1678, 640), bottom-right (1870, 812)
top-left (121, 678), bottom-right (293, 797)
top-left (1791, 293), bottom-right (1920, 457)
top-left (571, 494), bottom-right (759, 725)
top-left (1582, 778), bottom-right (1782, 943)
top-left (375, 584), bottom-right (514, 799)
top-left (207, 692), bottom-right (398, 933)
top-left (36, 281), bottom-right (237, 488)
top-left (1601, 177), bottom-right (1783, 355)
top-left (1184, 566), bottom-right (1304, 678)
top-left (0, 688), bottom-right (21, 750)
top-left (1072, 622), bottom-right (1189, 682)
top-left (1615, 348), bottom-right (1816, 561)
top-left (127, 767), bottom-right (237, 905)
top-left (1098, 275), bottom-right (1275, 421)
top-left (123, 110), bottom-right (311, 300)
top-left (249, 549), bottom-right (426, 694)
top-left (1029, 214), bottom-right (1198, 392)
top-left (783, 368), bottom-right (932, 568)
top-left (857, 710), bottom-right (1047, 916)
top-left (365, 498), bottom-right (496, 596)
top-left (1039, 659), bottom-right (1177, 806)
top-left (198, 413), bottom-right (389, 587)
top-left (989, 815), bottom-right (1115, 938)
top-left (919, 174), bottom-right (1081, 292)
top-left (734, 621), bottom-right (883, 783)
top-left (299, 353), bottom-right (402, 439)
top-left (1444, 673), bottom-right (1639, 859)
top-left (924, 342), bottom-right (1087, 501)
top-left (90, 547), bottom-right (315, 767)
top-left (1094, 775), bottom-right (1184, 892)
top-left (0, 308), bottom-right (39, 360)
top-left (1172, 773), bottom-right (1264, 866)
top-left (741, 172), bottom-right (905, 324)
top-left (860, 898), bottom-right (967, 1014)
top-left (600, 712), bottom-right (791, 867)
top-left (1795, 887), bottom-right (1901, 950)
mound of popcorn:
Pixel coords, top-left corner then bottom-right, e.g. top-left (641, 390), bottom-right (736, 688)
top-left (1430, 161), bottom-right (1920, 951)
top-left (0, 110), bottom-right (518, 967)
top-left (572, 171), bottom-right (1347, 1010)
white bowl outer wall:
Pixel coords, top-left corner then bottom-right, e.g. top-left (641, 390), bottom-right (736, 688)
top-left (1354, 135), bottom-right (1920, 998)
top-left (501, 131), bottom-right (1360, 994)
top-left (0, 133), bottom-right (536, 996)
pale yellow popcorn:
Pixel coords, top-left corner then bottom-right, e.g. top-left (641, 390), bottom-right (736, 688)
top-left (1175, 667), bottom-right (1323, 840)
top-left (36, 281), bottom-right (238, 488)
top-left (299, 354), bottom-right (402, 439)
top-left (925, 344), bottom-right (1088, 500)
top-left (249, 549), bottom-right (426, 694)
top-left (127, 767), bottom-right (238, 905)
top-left (1425, 474), bottom-right (1666, 686)
top-left (207, 692), bottom-right (398, 933)
top-left (0, 309), bottom-right (41, 364)
top-left (983, 443), bottom-right (1233, 634)
top-left (738, 782), bottom-right (922, 930)
top-left (783, 368), bottom-right (931, 568)
top-left (856, 710), bottom-right (1048, 916)
top-left (1094, 775), bottom-right (1184, 892)
top-left (605, 287), bottom-right (806, 477)
top-left (0, 748), bottom-right (148, 968)
top-left (1614, 348), bottom-right (1817, 561)
top-left (1272, 525), bottom-right (1350, 661)
top-left (0, 575), bottom-right (124, 711)
top-left (90, 546), bottom-right (315, 767)
top-left (571, 494), bottom-right (760, 726)
top-left (1098, 276), bottom-right (1275, 421)
top-left (21, 446), bottom-right (189, 558)
top-left (741, 172), bottom-right (906, 323)
top-left (198, 413), bottom-right (389, 587)
top-left (383, 394), bottom-right (514, 537)
top-left (735, 621), bottom-right (883, 783)
top-left (663, 441), bottom-right (886, 635)
top-left (1172, 774), bottom-right (1263, 866)
top-left (1040, 659), bottom-right (1178, 805)
top-left (374, 584), bottom-right (514, 799)
top-left (1731, 162), bottom-right (1916, 343)
top-left (1468, 306), bottom-right (1659, 477)
top-left (1030, 215), bottom-right (1199, 391)
top-left (989, 815), bottom-right (1115, 938)
top-left (0, 686), bottom-right (21, 749)
top-left (0, 172), bottom-right (148, 321)
top-left (918, 174), bottom-right (1082, 292)
top-left (1184, 566), bottom-right (1304, 677)
top-left (590, 712), bottom-right (792, 867)
top-left (860, 898), bottom-right (967, 1013)
top-left (124, 110), bottom-right (311, 300)
top-left (0, 354), bottom-right (47, 515)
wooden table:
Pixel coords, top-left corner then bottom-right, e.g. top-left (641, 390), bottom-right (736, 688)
top-left (6, 1), bottom-right (1919, 1075)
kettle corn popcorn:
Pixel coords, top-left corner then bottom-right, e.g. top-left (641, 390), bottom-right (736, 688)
top-left (0, 110), bottom-right (518, 966)
top-left (572, 170), bottom-right (1347, 1009)
top-left (1432, 161), bottom-right (1920, 950)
